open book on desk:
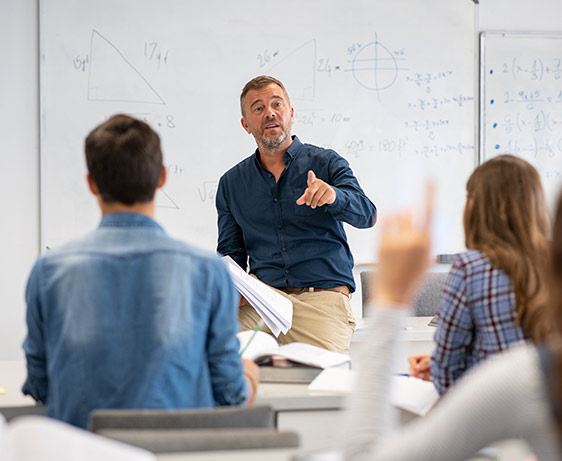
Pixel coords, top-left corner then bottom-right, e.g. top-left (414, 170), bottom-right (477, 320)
top-left (0, 415), bottom-right (155, 461)
top-left (222, 256), bottom-right (293, 337)
top-left (238, 330), bottom-right (350, 383)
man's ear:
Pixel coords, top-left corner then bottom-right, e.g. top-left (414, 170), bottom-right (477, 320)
top-left (86, 173), bottom-right (99, 196)
top-left (241, 117), bottom-right (251, 134)
top-left (158, 166), bottom-right (167, 189)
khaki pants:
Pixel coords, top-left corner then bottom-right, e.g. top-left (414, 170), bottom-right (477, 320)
top-left (239, 284), bottom-right (356, 354)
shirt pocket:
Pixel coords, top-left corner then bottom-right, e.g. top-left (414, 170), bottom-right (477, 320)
top-left (293, 187), bottom-right (321, 217)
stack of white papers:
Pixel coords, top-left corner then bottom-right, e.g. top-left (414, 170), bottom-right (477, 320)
top-left (222, 256), bottom-right (293, 336)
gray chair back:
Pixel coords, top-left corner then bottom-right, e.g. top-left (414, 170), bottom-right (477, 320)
top-left (89, 404), bottom-right (275, 432)
top-left (361, 270), bottom-right (448, 317)
top-left (88, 405), bottom-right (300, 453)
top-left (93, 427), bottom-right (300, 453)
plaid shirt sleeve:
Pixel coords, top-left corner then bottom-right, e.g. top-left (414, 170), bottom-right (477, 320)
top-left (430, 256), bottom-right (474, 395)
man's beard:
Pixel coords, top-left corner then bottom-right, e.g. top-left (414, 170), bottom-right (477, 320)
top-left (260, 130), bottom-right (289, 149)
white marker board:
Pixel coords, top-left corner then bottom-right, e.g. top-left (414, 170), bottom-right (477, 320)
top-left (481, 32), bottom-right (562, 211)
top-left (40, 0), bottom-right (476, 262)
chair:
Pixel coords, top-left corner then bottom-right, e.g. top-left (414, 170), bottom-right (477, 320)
top-left (360, 270), bottom-right (448, 317)
top-left (88, 405), bottom-right (300, 453)
top-left (0, 404), bottom-right (46, 422)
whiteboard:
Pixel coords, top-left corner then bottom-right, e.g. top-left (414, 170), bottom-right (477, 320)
top-left (40, 0), bottom-right (476, 263)
top-left (481, 32), bottom-right (562, 211)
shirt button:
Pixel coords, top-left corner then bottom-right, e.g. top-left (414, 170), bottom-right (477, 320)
top-left (282, 247), bottom-right (287, 252)
top-left (278, 224), bottom-right (282, 229)
top-left (274, 198), bottom-right (278, 203)
top-left (285, 269), bottom-right (289, 274)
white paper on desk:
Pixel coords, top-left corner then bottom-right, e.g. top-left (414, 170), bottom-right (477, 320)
top-left (1, 415), bottom-right (155, 461)
top-left (222, 256), bottom-right (293, 336)
top-left (308, 371), bottom-right (439, 417)
top-left (308, 368), bottom-right (357, 393)
top-left (389, 375), bottom-right (439, 416)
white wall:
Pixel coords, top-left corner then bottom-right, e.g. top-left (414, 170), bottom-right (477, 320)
top-left (478, 0), bottom-right (562, 31)
top-left (0, 0), bottom-right (39, 360)
top-left (2, 0), bottom-right (562, 360)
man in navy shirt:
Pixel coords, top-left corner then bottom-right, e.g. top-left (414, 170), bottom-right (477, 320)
top-left (23, 114), bottom-right (258, 428)
top-left (216, 76), bottom-right (376, 353)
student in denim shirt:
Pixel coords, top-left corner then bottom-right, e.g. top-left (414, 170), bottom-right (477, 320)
top-left (216, 76), bottom-right (377, 354)
top-left (22, 115), bottom-right (258, 429)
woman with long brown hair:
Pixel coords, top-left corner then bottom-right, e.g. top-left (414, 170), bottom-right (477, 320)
top-left (410, 155), bottom-right (551, 393)
top-left (339, 177), bottom-right (561, 460)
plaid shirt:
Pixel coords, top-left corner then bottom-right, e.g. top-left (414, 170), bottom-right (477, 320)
top-left (430, 250), bottom-right (527, 395)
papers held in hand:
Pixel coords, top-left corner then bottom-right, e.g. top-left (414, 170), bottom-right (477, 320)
top-left (222, 256), bottom-right (293, 336)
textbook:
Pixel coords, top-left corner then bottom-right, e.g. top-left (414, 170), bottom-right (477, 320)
top-left (0, 415), bottom-right (155, 461)
top-left (238, 330), bottom-right (351, 369)
top-left (222, 256), bottom-right (293, 337)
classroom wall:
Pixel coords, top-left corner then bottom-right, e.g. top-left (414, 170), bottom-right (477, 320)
top-left (3, 0), bottom-right (562, 360)
top-left (0, 0), bottom-right (39, 360)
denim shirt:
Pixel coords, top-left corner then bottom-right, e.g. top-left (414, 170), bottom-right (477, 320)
top-left (216, 136), bottom-right (376, 292)
top-left (22, 213), bottom-right (247, 429)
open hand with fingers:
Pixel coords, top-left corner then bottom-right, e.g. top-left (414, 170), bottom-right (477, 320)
top-left (296, 170), bottom-right (336, 209)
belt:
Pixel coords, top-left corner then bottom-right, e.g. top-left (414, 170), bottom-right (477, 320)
top-left (280, 285), bottom-right (350, 296)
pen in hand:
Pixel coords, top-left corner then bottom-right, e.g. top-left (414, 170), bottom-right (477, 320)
top-left (239, 319), bottom-right (265, 357)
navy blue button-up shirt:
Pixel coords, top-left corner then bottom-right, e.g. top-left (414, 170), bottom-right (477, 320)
top-left (216, 136), bottom-right (376, 292)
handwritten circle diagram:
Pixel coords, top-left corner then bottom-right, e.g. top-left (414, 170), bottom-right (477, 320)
top-left (351, 40), bottom-right (399, 92)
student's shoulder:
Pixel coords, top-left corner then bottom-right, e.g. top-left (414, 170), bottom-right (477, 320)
top-left (34, 231), bottom-right (99, 265)
top-left (163, 236), bottom-right (222, 264)
top-left (453, 249), bottom-right (491, 270)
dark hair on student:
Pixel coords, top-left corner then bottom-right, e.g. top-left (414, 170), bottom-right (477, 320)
top-left (464, 154), bottom-right (551, 341)
top-left (553, 191), bottom-right (562, 335)
top-left (550, 191), bottom-right (562, 435)
top-left (240, 75), bottom-right (290, 116)
top-left (85, 114), bottom-right (163, 205)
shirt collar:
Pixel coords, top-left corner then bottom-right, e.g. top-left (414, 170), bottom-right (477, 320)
top-left (253, 135), bottom-right (302, 169)
top-left (99, 212), bottom-right (164, 231)
top-left (284, 135), bottom-right (302, 160)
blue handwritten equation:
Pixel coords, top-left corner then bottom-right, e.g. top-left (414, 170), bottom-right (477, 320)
top-left (499, 57), bottom-right (562, 81)
top-left (408, 94), bottom-right (473, 110)
top-left (499, 110), bottom-right (562, 134)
